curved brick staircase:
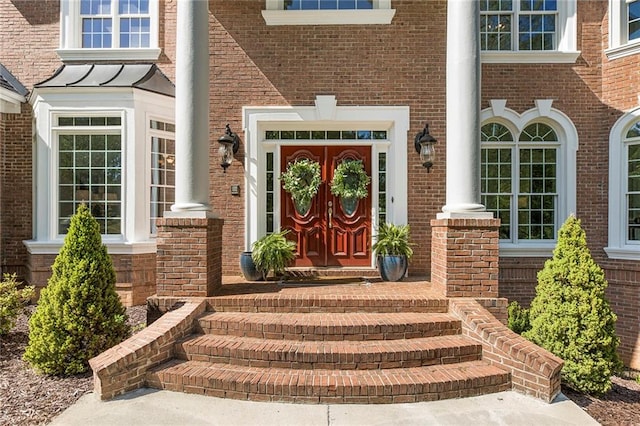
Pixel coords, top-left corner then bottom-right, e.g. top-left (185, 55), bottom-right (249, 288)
top-left (90, 282), bottom-right (562, 404)
top-left (144, 290), bottom-right (511, 403)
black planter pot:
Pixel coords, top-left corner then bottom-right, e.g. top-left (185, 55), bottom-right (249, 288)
top-left (377, 255), bottom-right (408, 282)
top-left (240, 251), bottom-right (263, 281)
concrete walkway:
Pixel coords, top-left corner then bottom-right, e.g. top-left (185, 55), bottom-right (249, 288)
top-left (50, 389), bottom-right (599, 426)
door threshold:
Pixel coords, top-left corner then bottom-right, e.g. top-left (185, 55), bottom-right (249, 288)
top-left (286, 267), bottom-right (379, 280)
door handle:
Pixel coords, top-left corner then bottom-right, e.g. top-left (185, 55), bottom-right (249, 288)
top-left (328, 201), bottom-right (333, 229)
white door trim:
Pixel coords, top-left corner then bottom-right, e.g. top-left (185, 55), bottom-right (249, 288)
top-left (242, 96), bottom-right (410, 263)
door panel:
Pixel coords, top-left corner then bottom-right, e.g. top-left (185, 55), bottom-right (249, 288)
top-left (281, 146), bottom-right (325, 266)
top-left (281, 145), bottom-right (371, 267)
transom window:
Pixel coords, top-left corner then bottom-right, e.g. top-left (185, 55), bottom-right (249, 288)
top-left (265, 130), bottom-right (387, 140)
top-left (57, 116), bottom-right (122, 235)
top-left (481, 0), bottom-right (558, 51)
top-left (284, 0), bottom-right (373, 9)
top-left (481, 122), bottom-right (559, 242)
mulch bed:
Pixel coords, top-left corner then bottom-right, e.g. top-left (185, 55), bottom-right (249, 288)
top-left (1, 306), bottom-right (639, 425)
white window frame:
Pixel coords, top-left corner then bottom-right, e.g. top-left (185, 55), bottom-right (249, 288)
top-left (55, 117), bottom-right (124, 237)
top-left (262, 0), bottom-right (395, 25)
top-left (606, 0), bottom-right (640, 60)
top-left (606, 107), bottom-right (640, 259)
top-left (481, 99), bottom-right (578, 257)
top-left (58, 0), bottom-right (160, 62)
top-left (481, 0), bottom-right (580, 64)
top-left (243, 95), bottom-right (409, 268)
top-left (25, 87), bottom-right (174, 256)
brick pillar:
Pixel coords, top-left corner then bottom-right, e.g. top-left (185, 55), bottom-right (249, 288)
top-left (156, 216), bottom-right (223, 297)
top-left (431, 217), bottom-right (500, 298)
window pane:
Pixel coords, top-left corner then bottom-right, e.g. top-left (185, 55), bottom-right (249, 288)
top-left (630, 1), bottom-right (640, 41)
top-left (58, 121), bottom-right (122, 235)
top-left (150, 127), bottom-right (176, 234)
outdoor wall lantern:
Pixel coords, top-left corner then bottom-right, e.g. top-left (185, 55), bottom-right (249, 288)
top-left (414, 123), bottom-right (437, 172)
top-left (218, 123), bottom-right (240, 173)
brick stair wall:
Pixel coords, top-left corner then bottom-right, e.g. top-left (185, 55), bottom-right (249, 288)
top-left (143, 295), bottom-right (512, 403)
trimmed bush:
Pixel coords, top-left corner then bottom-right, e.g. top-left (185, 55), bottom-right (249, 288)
top-left (523, 215), bottom-right (622, 394)
top-left (23, 205), bottom-right (130, 375)
top-left (0, 273), bottom-right (34, 335)
top-left (507, 301), bottom-right (530, 335)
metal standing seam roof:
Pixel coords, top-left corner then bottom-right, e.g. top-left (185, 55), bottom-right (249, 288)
top-left (0, 64), bottom-right (28, 98)
top-left (35, 63), bottom-right (175, 97)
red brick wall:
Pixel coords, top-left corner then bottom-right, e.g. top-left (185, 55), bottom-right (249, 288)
top-left (27, 252), bottom-right (156, 307)
top-left (209, 0), bottom-right (448, 275)
top-left (0, 104), bottom-right (32, 279)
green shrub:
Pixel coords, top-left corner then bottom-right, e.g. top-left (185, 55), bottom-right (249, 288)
top-left (251, 230), bottom-right (297, 279)
top-left (0, 273), bottom-right (34, 335)
top-left (523, 215), bottom-right (622, 394)
top-left (507, 301), bottom-right (530, 335)
top-left (23, 205), bottom-right (130, 375)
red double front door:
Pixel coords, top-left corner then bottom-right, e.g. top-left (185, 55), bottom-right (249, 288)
top-left (281, 145), bottom-right (371, 267)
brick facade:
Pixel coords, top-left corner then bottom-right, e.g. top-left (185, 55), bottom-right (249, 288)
top-left (1, 0), bottom-right (640, 370)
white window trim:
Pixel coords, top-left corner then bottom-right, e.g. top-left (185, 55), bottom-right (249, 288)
top-left (481, 0), bottom-right (580, 64)
top-left (606, 107), bottom-right (640, 259)
top-left (262, 0), bottom-right (395, 25)
top-left (481, 99), bottom-right (578, 257)
top-left (25, 87), bottom-right (174, 255)
top-left (57, 0), bottom-right (160, 62)
top-left (243, 96), bottom-right (409, 268)
top-left (606, 0), bottom-right (640, 60)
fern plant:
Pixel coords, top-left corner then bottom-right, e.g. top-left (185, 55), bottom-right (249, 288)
top-left (372, 222), bottom-right (413, 259)
top-left (251, 230), bottom-right (297, 279)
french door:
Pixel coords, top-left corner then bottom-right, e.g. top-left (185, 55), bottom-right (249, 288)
top-left (280, 145), bottom-right (371, 267)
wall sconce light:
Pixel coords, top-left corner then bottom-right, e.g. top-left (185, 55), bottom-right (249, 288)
top-left (218, 123), bottom-right (240, 173)
top-left (414, 123), bottom-right (437, 172)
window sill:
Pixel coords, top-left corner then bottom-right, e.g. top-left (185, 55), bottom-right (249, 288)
top-left (56, 48), bottom-right (161, 62)
top-left (481, 51), bottom-right (581, 64)
top-left (261, 9), bottom-right (396, 26)
top-left (498, 243), bottom-right (555, 257)
top-left (605, 42), bottom-right (640, 61)
top-left (604, 246), bottom-right (640, 260)
top-left (24, 239), bottom-right (157, 255)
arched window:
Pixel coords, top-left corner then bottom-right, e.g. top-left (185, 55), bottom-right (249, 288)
top-left (607, 110), bottom-right (640, 259)
top-left (481, 100), bottom-right (577, 256)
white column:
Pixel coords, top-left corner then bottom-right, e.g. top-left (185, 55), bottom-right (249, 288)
top-left (440, 0), bottom-right (490, 218)
top-left (172, 0), bottom-right (211, 213)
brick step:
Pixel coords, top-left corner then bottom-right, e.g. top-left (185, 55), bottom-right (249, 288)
top-left (146, 359), bottom-right (511, 404)
top-left (197, 312), bottom-right (461, 341)
top-left (176, 334), bottom-right (483, 369)
top-left (207, 294), bottom-right (449, 313)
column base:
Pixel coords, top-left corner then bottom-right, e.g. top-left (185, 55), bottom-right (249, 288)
top-left (156, 216), bottom-right (223, 297)
top-left (430, 217), bottom-right (500, 298)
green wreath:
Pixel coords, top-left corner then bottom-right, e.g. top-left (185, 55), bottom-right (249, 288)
top-left (280, 158), bottom-right (322, 208)
top-left (330, 159), bottom-right (371, 200)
